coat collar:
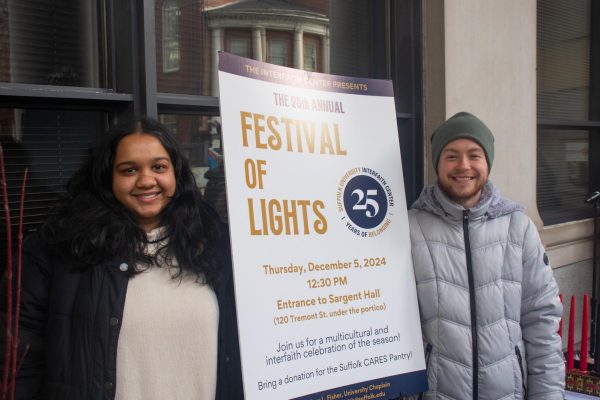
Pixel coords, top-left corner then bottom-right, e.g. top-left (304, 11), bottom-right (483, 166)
top-left (412, 180), bottom-right (524, 222)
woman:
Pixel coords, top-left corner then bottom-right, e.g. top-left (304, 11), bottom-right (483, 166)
top-left (2, 118), bottom-right (242, 399)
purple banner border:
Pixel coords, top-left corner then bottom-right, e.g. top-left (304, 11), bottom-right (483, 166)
top-left (218, 52), bottom-right (394, 97)
top-left (290, 369), bottom-right (427, 400)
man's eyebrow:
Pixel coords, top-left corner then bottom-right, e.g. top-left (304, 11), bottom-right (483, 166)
top-left (441, 148), bottom-right (459, 153)
top-left (442, 147), bottom-right (484, 153)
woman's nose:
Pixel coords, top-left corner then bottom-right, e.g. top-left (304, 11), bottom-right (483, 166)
top-left (136, 172), bottom-right (157, 188)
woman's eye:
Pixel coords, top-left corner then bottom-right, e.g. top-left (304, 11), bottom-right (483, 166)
top-left (153, 164), bottom-right (168, 172)
top-left (121, 167), bottom-right (136, 174)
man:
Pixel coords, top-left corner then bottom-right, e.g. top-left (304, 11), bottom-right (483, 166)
top-left (409, 112), bottom-right (564, 399)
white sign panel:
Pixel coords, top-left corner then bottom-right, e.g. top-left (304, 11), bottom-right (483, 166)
top-left (218, 52), bottom-right (427, 400)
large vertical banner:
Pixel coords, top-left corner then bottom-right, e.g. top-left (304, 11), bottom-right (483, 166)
top-left (218, 52), bottom-right (427, 400)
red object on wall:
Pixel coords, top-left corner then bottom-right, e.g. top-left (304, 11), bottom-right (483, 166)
top-left (580, 294), bottom-right (589, 372)
top-left (567, 296), bottom-right (576, 370)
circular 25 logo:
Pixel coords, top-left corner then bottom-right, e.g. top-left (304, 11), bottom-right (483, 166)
top-left (337, 168), bottom-right (394, 237)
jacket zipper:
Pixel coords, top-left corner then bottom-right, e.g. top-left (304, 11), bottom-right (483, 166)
top-left (515, 346), bottom-right (527, 399)
top-left (418, 343), bottom-right (433, 400)
top-left (463, 210), bottom-right (478, 400)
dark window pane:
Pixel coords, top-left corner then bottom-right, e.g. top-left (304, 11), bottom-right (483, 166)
top-left (159, 113), bottom-right (226, 220)
top-left (537, 0), bottom-right (590, 121)
top-left (267, 37), bottom-right (289, 66)
top-left (537, 128), bottom-right (592, 224)
top-left (0, 1), bottom-right (103, 87)
top-left (537, 0), bottom-right (595, 224)
top-left (158, 113), bottom-right (220, 188)
top-left (329, 0), bottom-right (385, 79)
top-left (0, 109), bottom-right (106, 266)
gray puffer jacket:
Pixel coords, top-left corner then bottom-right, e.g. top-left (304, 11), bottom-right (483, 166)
top-left (408, 182), bottom-right (564, 400)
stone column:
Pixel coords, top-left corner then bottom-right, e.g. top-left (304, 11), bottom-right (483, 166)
top-left (321, 28), bottom-right (330, 73)
top-left (211, 28), bottom-right (224, 96)
top-left (294, 26), bottom-right (303, 69)
top-left (252, 27), bottom-right (263, 61)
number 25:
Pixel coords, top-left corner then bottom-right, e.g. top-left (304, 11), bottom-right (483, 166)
top-left (352, 189), bottom-right (379, 217)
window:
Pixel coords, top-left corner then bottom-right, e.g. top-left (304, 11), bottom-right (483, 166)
top-left (537, 0), bottom-right (598, 224)
top-left (0, 109), bottom-right (106, 261)
top-left (0, 0), bottom-right (112, 267)
top-left (162, 0), bottom-right (181, 72)
top-left (229, 38), bottom-right (251, 58)
top-left (303, 35), bottom-right (320, 71)
top-left (267, 37), bottom-right (290, 67)
top-left (156, 0), bottom-right (207, 95)
top-left (157, 114), bottom-right (216, 171)
top-left (0, 1), bottom-right (101, 87)
top-left (0, 0), bottom-right (423, 269)
top-left (303, 42), bottom-right (317, 70)
top-left (159, 114), bottom-right (178, 134)
top-left (226, 30), bottom-right (252, 58)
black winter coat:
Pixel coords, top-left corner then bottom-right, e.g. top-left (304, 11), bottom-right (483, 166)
top-left (1, 232), bottom-right (244, 400)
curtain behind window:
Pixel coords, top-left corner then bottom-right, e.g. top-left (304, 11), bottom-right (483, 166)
top-left (0, 109), bottom-right (104, 273)
top-left (1, 0), bottom-right (100, 87)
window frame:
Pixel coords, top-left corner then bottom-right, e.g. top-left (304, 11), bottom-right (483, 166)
top-left (536, 0), bottom-right (599, 225)
top-left (303, 34), bottom-right (320, 72)
top-left (225, 29), bottom-right (253, 59)
top-left (266, 31), bottom-right (293, 68)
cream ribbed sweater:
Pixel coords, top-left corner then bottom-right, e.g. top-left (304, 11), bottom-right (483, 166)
top-left (115, 230), bottom-right (219, 400)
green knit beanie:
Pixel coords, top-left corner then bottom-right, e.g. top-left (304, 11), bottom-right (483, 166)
top-left (431, 111), bottom-right (494, 172)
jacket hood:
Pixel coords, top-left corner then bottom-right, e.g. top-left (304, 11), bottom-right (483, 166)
top-left (411, 180), bottom-right (524, 221)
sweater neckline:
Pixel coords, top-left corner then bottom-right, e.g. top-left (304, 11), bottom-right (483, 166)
top-left (146, 226), bottom-right (168, 243)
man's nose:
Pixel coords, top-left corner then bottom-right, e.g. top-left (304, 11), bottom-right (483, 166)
top-left (456, 155), bottom-right (470, 169)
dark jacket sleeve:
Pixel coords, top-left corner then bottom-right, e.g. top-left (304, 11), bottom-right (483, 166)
top-left (1, 235), bottom-right (51, 400)
top-left (215, 223), bottom-right (244, 400)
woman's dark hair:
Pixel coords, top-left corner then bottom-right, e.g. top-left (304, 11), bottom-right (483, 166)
top-left (39, 117), bottom-right (222, 286)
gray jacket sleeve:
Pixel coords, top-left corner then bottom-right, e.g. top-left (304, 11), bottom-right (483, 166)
top-left (520, 219), bottom-right (565, 399)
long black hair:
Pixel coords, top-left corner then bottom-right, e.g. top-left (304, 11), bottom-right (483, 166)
top-left (39, 117), bottom-right (222, 286)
